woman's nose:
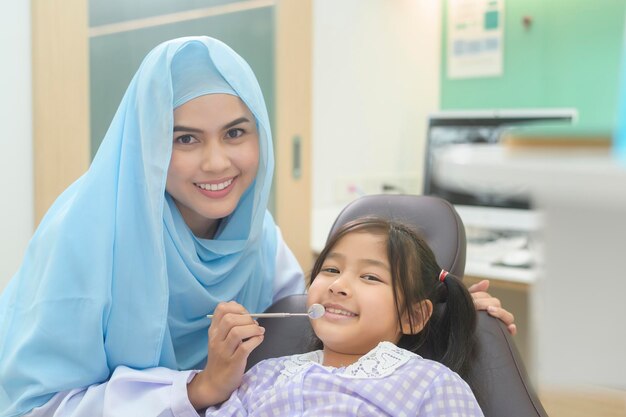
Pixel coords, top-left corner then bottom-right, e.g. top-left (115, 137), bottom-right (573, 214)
top-left (201, 140), bottom-right (230, 172)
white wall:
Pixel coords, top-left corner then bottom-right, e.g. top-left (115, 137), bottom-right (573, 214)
top-left (312, 0), bottom-right (441, 209)
top-left (0, 3), bottom-right (33, 291)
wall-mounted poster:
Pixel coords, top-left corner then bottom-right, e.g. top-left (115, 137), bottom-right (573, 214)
top-left (447, 0), bottom-right (504, 79)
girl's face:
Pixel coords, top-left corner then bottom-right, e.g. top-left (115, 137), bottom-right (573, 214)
top-left (308, 230), bottom-right (403, 366)
top-left (166, 94), bottom-right (259, 238)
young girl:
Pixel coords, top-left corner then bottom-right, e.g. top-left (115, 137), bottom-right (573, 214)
top-left (0, 36), bottom-right (508, 416)
top-left (201, 217), bottom-right (483, 416)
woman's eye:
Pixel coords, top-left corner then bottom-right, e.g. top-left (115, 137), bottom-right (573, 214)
top-left (175, 134), bottom-right (197, 144)
top-left (321, 267), bottom-right (339, 274)
top-left (225, 128), bottom-right (244, 139)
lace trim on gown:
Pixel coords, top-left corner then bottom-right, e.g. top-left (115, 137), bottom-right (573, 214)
top-left (277, 341), bottom-right (416, 384)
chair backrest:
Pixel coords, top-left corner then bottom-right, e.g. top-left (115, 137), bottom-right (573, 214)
top-left (247, 194), bottom-right (548, 417)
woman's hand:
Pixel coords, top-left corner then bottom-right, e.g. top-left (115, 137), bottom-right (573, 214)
top-left (187, 301), bottom-right (265, 410)
top-left (467, 279), bottom-right (517, 336)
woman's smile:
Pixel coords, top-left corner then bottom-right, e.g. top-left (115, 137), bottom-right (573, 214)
top-left (194, 177), bottom-right (237, 198)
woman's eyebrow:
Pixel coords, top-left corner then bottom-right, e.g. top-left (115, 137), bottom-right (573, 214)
top-left (223, 117), bottom-right (251, 129)
top-left (173, 117), bottom-right (251, 134)
top-left (173, 125), bottom-right (203, 133)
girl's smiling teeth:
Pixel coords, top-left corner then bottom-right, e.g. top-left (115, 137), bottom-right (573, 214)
top-left (324, 306), bottom-right (358, 317)
top-left (195, 178), bottom-right (234, 191)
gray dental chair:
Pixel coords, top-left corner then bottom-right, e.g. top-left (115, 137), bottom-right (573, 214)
top-left (247, 195), bottom-right (549, 417)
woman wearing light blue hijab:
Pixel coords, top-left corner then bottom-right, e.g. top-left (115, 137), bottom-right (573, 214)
top-left (0, 35), bottom-right (516, 416)
top-left (0, 36), bottom-right (304, 416)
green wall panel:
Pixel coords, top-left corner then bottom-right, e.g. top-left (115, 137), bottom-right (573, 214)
top-left (441, 0), bottom-right (626, 130)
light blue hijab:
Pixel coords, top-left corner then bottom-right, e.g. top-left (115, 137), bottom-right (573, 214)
top-left (0, 36), bottom-right (277, 416)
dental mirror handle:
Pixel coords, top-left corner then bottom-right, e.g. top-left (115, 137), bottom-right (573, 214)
top-left (206, 303), bottom-right (325, 320)
top-left (206, 312), bottom-right (309, 319)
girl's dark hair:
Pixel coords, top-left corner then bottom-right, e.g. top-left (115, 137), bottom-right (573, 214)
top-left (309, 217), bottom-right (478, 385)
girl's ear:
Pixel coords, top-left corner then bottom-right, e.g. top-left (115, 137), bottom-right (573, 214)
top-left (400, 300), bottom-right (433, 335)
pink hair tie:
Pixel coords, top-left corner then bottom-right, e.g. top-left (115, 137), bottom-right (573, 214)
top-left (439, 269), bottom-right (449, 283)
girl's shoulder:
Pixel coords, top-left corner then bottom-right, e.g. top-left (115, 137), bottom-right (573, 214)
top-left (398, 353), bottom-right (475, 400)
top-left (400, 354), bottom-right (459, 381)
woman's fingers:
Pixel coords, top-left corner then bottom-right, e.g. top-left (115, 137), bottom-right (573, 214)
top-left (210, 312), bottom-right (257, 341)
top-left (208, 301), bottom-right (265, 358)
top-left (472, 294), bottom-right (502, 309)
top-left (209, 301), bottom-right (253, 339)
top-left (234, 333), bottom-right (265, 361)
top-left (475, 296), bottom-right (518, 335)
top-left (208, 323), bottom-right (265, 370)
top-left (224, 323), bottom-right (265, 352)
top-left (468, 279), bottom-right (518, 335)
top-left (467, 279), bottom-right (490, 294)
top-left (486, 305), bottom-right (517, 334)
top-left (210, 301), bottom-right (249, 321)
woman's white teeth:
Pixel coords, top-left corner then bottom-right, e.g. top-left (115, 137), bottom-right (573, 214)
top-left (197, 179), bottom-right (233, 191)
top-left (326, 307), bottom-right (357, 317)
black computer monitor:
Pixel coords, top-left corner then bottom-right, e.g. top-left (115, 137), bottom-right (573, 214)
top-left (423, 109), bottom-right (576, 231)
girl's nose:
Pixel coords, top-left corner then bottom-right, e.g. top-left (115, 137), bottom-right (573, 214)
top-left (328, 275), bottom-right (350, 296)
top-left (201, 140), bottom-right (230, 172)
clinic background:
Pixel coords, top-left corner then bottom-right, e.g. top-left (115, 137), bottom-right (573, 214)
top-left (5, 0), bottom-right (625, 289)
top-left (2, 1), bottom-right (626, 416)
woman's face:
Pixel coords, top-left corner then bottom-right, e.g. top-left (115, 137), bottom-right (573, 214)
top-left (308, 231), bottom-right (402, 365)
top-left (166, 94), bottom-right (259, 238)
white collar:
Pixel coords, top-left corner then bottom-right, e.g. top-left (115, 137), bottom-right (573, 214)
top-left (277, 341), bottom-right (417, 383)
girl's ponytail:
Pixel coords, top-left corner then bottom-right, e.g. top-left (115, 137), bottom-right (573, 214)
top-left (424, 272), bottom-right (478, 382)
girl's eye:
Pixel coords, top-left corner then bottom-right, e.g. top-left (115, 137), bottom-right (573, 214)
top-left (321, 267), bottom-right (339, 274)
top-left (361, 274), bottom-right (382, 282)
top-left (225, 128), bottom-right (244, 139)
top-left (174, 134), bottom-right (197, 145)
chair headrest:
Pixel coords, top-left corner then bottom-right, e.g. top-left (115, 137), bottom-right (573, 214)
top-left (327, 195), bottom-right (466, 278)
